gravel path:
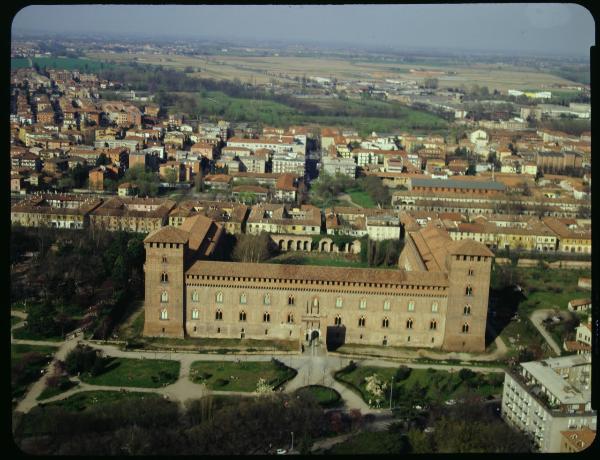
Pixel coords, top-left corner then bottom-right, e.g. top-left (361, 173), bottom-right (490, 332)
top-left (530, 309), bottom-right (563, 356)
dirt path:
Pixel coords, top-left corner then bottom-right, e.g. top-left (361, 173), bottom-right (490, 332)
top-left (337, 193), bottom-right (360, 208)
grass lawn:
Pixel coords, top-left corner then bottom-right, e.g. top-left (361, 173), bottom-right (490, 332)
top-left (347, 189), bottom-right (376, 208)
top-left (11, 344), bottom-right (59, 400)
top-left (335, 364), bottom-right (503, 408)
top-left (267, 252), bottom-right (397, 270)
top-left (327, 431), bottom-right (407, 454)
top-left (11, 316), bottom-right (23, 327)
top-left (190, 360), bottom-right (296, 392)
top-left (132, 335), bottom-right (298, 352)
top-left (37, 379), bottom-right (79, 401)
top-left (295, 385), bottom-right (342, 408)
top-left (80, 357), bottom-right (180, 388)
top-left (12, 326), bottom-right (63, 342)
top-left (39, 390), bottom-right (162, 412)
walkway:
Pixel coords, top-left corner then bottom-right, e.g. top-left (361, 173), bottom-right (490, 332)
top-left (12, 322), bottom-right (504, 416)
top-left (530, 309), bottom-right (564, 356)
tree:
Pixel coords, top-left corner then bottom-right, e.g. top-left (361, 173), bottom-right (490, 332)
top-left (96, 153), bottom-right (111, 166)
top-left (232, 233), bottom-right (273, 263)
top-left (164, 168), bottom-right (178, 185)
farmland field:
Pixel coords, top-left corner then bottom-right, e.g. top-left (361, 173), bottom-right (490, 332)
top-left (11, 57), bottom-right (115, 72)
top-left (85, 51), bottom-right (582, 91)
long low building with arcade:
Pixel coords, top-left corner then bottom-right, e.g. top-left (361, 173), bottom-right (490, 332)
top-left (142, 216), bottom-right (494, 353)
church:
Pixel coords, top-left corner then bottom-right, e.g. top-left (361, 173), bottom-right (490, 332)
top-left (143, 214), bottom-right (493, 352)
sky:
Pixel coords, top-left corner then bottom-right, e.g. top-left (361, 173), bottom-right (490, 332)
top-left (12, 3), bottom-right (595, 57)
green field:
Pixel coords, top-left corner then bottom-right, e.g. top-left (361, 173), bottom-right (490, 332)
top-left (190, 359), bottom-right (296, 392)
top-left (347, 189), bottom-right (376, 208)
top-left (38, 390), bottom-right (162, 412)
top-left (129, 335), bottom-right (298, 352)
top-left (12, 326), bottom-right (63, 342)
top-left (268, 252), bottom-right (397, 270)
top-left (11, 343), bottom-right (59, 400)
top-left (11, 57), bottom-right (115, 72)
top-left (37, 378), bottom-right (78, 401)
top-left (80, 357), bottom-right (180, 388)
top-left (11, 316), bottom-right (23, 327)
top-left (327, 430), bottom-right (407, 454)
top-left (335, 364), bottom-right (503, 408)
top-left (295, 385), bottom-right (342, 408)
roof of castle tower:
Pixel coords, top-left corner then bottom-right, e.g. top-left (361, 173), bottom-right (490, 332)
top-left (447, 239), bottom-right (494, 257)
top-left (144, 226), bottom-right (189, 244)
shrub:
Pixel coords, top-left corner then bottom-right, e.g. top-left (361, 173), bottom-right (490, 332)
top-left (395, 366), bottom-right (412, 381)
top-left (214, 378), bottom-right (229, 387)
top-left (458, 369), bottom-right (476, 381)
top-left (65, 345), bottom-right (99, 376)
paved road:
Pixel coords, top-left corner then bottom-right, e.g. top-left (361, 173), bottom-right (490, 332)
top-left (530, 309), bottom-right (563, 356)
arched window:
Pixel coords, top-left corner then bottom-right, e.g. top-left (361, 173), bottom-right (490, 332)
top-left (160, 309), bottom-right (168, 320)
top-left (462, 323), bottom-right (470, 334)
top-left (359, 299), bottom-right (367, 310)
top-left (215, 309), bottom-right (223, 321)
top-left (464, 305), bottom-right (471, 316)
top-left (216, 291), bottom-right (223, 303)
top-left (287, 313), bottom-right (294, 324)
top-left (264, 293), bottom-right (271, 305)
top-left (161, 291), bottom-right (168, 303)
top-left (192, 291), bottom-right (199, 302)
top-left (382, 317), bottom-right (389, 328)
top-left (383, 300), bottom-right (391, 311)
top-left (408, 301), bottom-right (415, 312)
top-left (431, 302), bottom-right (438, 313)
top-left (240, 293), bottom-right (247, 304)
top-left (162, 255), bottom-right (168, 263)
top-left (465, 286), bottom-right (473, 296)
top-left (430, 319), bottom-right (437, 330)
top-left (468, 268), bottom-right (474, 276)
top-left (161, 272), bottom-right (168, 283)
top-left (406, 318), bottom-right (413, 329)
top-left (335, 297), bottom-right (343, 308)
top-left (263, 312), bottom-right (271, 323)
top-left (239, 311), bottom-right (247, 322)
top-left (191, 309), bottom-right (199, 320)
top-left (334, 315), bottom-right (342, 326)
top-left (288, 295), bottom-right (295, 306)
top-left (358, 316), bottom-right (366, 327)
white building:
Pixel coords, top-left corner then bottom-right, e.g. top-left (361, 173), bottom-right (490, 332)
top-left (321, 156), bottom-right (356, 178)
top-left (501, 354), bottom-right (595, 453)
top-left (272, 151), bottom-right (305, 176)
top-left (469, 129), bottom-right (489, 147)
top-left (366, 215), bottom-right (401, 241)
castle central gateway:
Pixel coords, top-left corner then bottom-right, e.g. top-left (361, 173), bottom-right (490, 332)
top-left (143, 215), bottom-right (493, 352)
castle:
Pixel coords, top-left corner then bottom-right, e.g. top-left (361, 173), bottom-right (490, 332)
top-left (143, 215), bottom-right (493, 352)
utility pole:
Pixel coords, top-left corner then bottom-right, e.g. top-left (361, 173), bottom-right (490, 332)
top-left (291, 431), bottom-right (294, 451)
top-left (389, 375), bottom-right (394, 410)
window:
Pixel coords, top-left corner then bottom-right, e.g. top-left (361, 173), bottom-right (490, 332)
top-left (263, 312), bottom-right (271, 323)
top-left (160, 309), bottom-right (168, 320)
top-left (358, 316), bottom-right (366, 327)
top-left (192, 291), bottom-right (199, 302)
top-left (431, 302), bottom-right (438, 313)
top-left (162, 255), bottom-right (168, 263)
top-left (462, 323), bottom-right (470, 334)
top-left (430, 319), bottom-right (437, 330)
top-left (264, 293), bottom-right (271, 305)
top-left (161, 291), bottom-right (168, 303)
top-left (383, 300), bottom-right (391, 311)
top-left (191, 309), bottom-right (199, 320)
top-left (240, 293), bottom-right (247, 304)
top-left (215, 309), bottom-right (223, 321)
top-left (161, 272), bottom-right (168, 283)
top-left (287, 313), bottom-right (294, 324)
top-left (382, 317), bottom-right (389, 328)
top-left (465, 286), bottom-right (473, 296)
top-left (216, 291), bottom-right (223, 303)
top-left (464, 305), bottom-right (471, 316)
top-left (468, 268), bottom-right (474, 276)
top-left (239, 311), bottom-right (247, 322)
top-left (408, 301), bottom-right (415, 312)
top-left (406, 318), bottom-right (413, 329)
top-left (359, 299), bottom-right (367, 310)
top-left (334, 315), bottom-right (342, 326)
top-left (288, 295), bottom-right (295, 306)
top-left (336, 297), bottom-right (343, 308)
